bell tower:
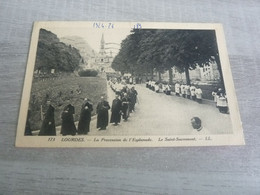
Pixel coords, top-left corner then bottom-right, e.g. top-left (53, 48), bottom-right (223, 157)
top-left (99, 33), bottom-right (106, 56)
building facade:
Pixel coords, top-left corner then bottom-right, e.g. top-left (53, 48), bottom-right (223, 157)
top-left (172, 61), bottom-right (220, 83)
top-left (93, 33), bottom-right (114, 72)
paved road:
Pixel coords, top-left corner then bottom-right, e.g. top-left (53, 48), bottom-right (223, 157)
top-left (88, 84), bottom-right (232, 136)
top-left (34, 83), bottom-right (232, 136)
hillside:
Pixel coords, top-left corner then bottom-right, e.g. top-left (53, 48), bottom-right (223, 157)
top-left (34, 29), bottom-right (82, 73)
top-left (29, 76), bottom-right (107, 130)
top-left (60, 36), bottom-right (96, 65)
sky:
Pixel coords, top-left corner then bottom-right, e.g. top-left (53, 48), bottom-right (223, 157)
top-left (44, 26), bottom-right (132, 54)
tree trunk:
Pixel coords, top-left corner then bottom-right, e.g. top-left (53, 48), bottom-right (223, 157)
top-left (215, 56), bottom-right (225, 89)
top-left (158, 72), bottom-right (162, 82)
top-left (168, 68), bottom-right (173, 84)
top-left (151, 69), bottom-right (154, 80)
top-left (184, 66), bottom-right (191, 85)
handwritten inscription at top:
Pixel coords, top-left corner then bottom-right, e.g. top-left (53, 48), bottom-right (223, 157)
top-left (93, 22), bottom-right (114, 29)
top-left (133, 23), bottom-right (142, 29)
top-left (92, 22), bottom-right (142, 29)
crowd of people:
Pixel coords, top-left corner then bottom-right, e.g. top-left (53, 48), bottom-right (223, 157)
top-left (146, 80), bottom-right (203, 104)
top-left (145, 79), bottom-right (228, 113)
top-left (109, 78), bottom-right (138, 123)
top-left (25, 78), bottom-right (138, 136)
top-left (24, 76), bottom-right (229, 136)
top-left (28, 98), bottom-right (94, 136)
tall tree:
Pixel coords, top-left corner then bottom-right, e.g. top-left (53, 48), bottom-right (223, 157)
top-left (112, 29), bottom-right (223, 86)
top-left (35, 29), bottom-right (81, 73)
top-left (194, 30), bottom-right (224, 85)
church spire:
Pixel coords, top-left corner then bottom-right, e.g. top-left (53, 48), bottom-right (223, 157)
top-left (100, 33), bottom-right (105, 50)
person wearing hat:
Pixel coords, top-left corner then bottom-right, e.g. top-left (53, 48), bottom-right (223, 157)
top-left (78, 98), bottom-right (93, 135)
top-left (110, 94), bottom-right (122, 126)
top-left (39, 100), bottom-right (56, 136)
top-left (61, 99), bottom-right (77, 136)
top-left (96, 96), bottom-right (110, 130)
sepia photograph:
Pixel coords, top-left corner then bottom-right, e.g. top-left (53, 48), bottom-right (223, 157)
top-left (16, 22), bottom-right (244, 147)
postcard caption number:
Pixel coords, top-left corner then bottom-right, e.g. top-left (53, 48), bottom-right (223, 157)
top-left (48, 137), bottom-right (55, 142)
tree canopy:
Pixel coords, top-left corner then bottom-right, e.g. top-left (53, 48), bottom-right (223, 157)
top-left (111, 29), bottom-right (223, 85)
top-left (35, 29), bottom-right (82, 73)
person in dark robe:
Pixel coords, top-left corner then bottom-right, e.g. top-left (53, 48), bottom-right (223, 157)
top-left (120, 86), bottom-right (127, 99)
top-left (121, 93), bottom-right (130, 121)
top-left (110, 94), bottom-right (122, 126)
top-left (61, 101), bottom-right (77, 136)
top-left (146, 79), bottom-right (149, 88)
top-left (96, 96), bottom-right (110, 130)
top-left (77, 98), bottom-right (93, 135)
top-left (129, 86), bottom-right (138, 113)
top-left (24, 110), bottom-right (32, 135)
top-left (38, 100), bottom-right (56, 136)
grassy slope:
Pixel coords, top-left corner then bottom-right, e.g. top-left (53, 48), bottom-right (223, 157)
top-left (29, 75), bottom-right (107, 130)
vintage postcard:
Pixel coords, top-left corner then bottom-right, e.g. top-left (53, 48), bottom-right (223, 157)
top-left (16, 22), bottom-right (244, 147)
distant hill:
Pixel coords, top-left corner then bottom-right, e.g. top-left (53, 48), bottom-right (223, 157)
top-left (60, 36), bottom-right (96, 65)
top-left (35, 29), bottom-right (82, 73)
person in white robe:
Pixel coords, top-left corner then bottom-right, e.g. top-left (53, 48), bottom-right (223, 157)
top-left (175, 82), bottom-right (180, 96)
top-left (190, 85), bottom-right (196, 101)
top-left (195, 86), bottom-right (202, 103)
